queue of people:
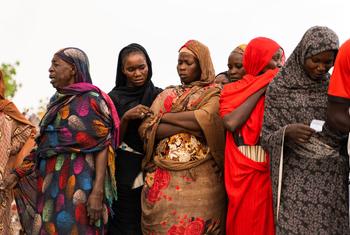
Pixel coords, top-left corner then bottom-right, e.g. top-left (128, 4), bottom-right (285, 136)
top-left (0, 25), bottom-right (349, 235)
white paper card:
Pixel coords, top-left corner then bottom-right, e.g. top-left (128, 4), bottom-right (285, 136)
top-left (310, 119), bottom-right (325, 132)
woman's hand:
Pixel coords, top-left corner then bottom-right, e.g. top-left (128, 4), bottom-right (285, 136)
top-left (123, 104), bottom-right (152, 121)
top-left (285, 124), bottom-right (315, 144)
top-left (86, 191), bottom-right (104, 225)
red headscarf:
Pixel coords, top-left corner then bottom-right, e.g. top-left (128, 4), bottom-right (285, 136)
top-left (219, 37), bottom-right (282, 235)
top-left (220, 37), bottom-right (281, 145)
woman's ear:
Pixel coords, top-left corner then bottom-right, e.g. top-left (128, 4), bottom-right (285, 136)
top-left (71, 64), bottom-right (77, 77)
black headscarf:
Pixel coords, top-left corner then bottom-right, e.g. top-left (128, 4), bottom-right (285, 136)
top-left (108, 43), bottom-right (162, 151)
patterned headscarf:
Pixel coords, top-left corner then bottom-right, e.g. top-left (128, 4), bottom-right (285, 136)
top-left (273, 26), bottom-right (339, 90)
top-left (179, 40), bottom-right (216, 86)
top-left (54, 47), bottom-right (92, 83)
top-left (262, 25), bottom-right (339, 153)
top-left (231, 44), bottom-right (247, 55)
top-left (44, 47), bottom-right (120, 148)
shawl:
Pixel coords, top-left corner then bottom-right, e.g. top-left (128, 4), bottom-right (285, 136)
top-left (108, 43), bottom-right (162, 151)
top-left (0, 70), bottom-right (36, 168)
top-left (328, 39), bottom-right (350, 104)
top-left (219, 37), bottom-right (281, 235)
top-left (14, 48), bottom-right (120, 233)
top-left (139, 40), bottom-right (225, 170)
top-left (261, 26), bottom-right (340, 218)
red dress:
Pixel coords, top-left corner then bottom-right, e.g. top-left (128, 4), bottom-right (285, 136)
top-left (219, 37), bottom-right (282, 235)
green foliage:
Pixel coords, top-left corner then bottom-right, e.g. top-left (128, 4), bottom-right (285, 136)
top-left (1, 61), bottom-right (21, 98)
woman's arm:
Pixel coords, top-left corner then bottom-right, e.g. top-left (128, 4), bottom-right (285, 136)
top-left (119, 104), bottom-right (152, 142)
top-left (160, 111), bottom-right (201, 132)
top-left (156, 123), bottom-right (202, 140)
top-left (327, 101), bottom-right (350, 133)
top-left (223, 87), bottom-right (266, 132)
top-left (87, 147), bottom-right (108, 225)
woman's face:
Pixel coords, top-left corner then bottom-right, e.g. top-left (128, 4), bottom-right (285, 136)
top-left (122, 52), bottom-right (149, 87)
top-left (48, 55), bottom-right (76, 90)
top-left (227, 52), bottom-right (245, 82)
top-left (260, 48), bottom-right (283, 74)
top-left (177, 52), bottom-right (201, 85)
top-left (304, 50), bottom-right (335, 81)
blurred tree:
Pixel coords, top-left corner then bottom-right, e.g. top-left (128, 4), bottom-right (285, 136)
top-left (0, 61), bottom-right (21, 98)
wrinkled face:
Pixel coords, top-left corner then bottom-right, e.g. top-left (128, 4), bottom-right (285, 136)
top-left (304, 50), bottom-right (335, 81)
top-left (260, 48), bottom-right (283, 74)
top-left (227, 52), bottom-right (245, 82)
top-left (122, 52), bottom-right (149, 87)
top-left (48, 55), bottom-right (76, 90)
top-left (177, 52), bottom-right (201, 85)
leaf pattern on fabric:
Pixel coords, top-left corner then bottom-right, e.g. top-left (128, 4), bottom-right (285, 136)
top-left (59, 105), bottom-right (70, 120)
top-left (76, 96), bottom-right (90, 117)
top-left (68, 115), bottom-right (86, 131)
top-left (92, 119), bottom-right (109, 137)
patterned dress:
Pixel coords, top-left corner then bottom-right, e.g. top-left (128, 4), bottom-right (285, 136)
top-left (0, 112), bottom-right (32, 234)
top-left (262, 26), bottom-right (349, 234)
top-left (16, 91), bottom-right (117, 235)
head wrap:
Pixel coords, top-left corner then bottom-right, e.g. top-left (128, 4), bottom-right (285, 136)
top-left (54, 47), bottom-right (92, 83)
top-left (46, 47), bottom-right (120, 147)
top-left (243, 37), bottom-right (282, 76)
top-left (179, 40), bottom-right (216, 86)
top-left (231, 44), bottom-right (247, 55)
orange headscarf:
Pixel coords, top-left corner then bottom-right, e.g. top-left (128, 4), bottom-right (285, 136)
top-left (0, 70), bottom-right (34, 127)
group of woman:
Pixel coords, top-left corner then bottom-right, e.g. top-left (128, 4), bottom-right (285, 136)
top-left (0, 25), bottom-right (349, 235)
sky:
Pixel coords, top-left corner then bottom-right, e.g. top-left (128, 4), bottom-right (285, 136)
top-left (1, 0), bottom-right (349, 112)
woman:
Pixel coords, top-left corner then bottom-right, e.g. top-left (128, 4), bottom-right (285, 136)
top-left (227, 44), bottom-right (247, 83)
top-left (327, 39), bottom-right (350, 133)
top-left (214, 44), bottom-right (246, 86)
top-left (219, 37), bottom-right (283, 235)
top-left (261, 26), bottom-right (349, 234)
top-left (0, 70), bottom-right (36, 234)
top-left (9, 47), bottom-right (120, 234)
top-left (108, 43), bottom-right (162, 234)
top-left (139, 40), bottom-right (226, 234)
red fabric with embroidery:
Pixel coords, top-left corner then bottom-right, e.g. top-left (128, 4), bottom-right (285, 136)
top-left (219, 37), bottom-right (281, 235)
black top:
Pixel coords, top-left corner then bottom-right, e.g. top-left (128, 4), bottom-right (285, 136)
top-left (108, 43), bottom-right (162, 185)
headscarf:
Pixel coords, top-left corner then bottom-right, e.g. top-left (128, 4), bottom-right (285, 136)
top-left (43, 47), bottom-right (120, 148)
top-left (231, 44), bottom-right (247, 55)
top-left (328, 39), bottom-right (350, 103)
top-left (108, 43), bottom-right (162, 153)
top-left (262, 26), bottom-right (340, 150)
top-left (108, 43), bottom-right (162, 118)
top-left (179, 40), bottom-right (216, 87)
top-left (220, 37), bottom-right (282, 145)
top-left (0, 70), bottom-right (34, 128)
top-left (54, 47), bottom-right (91, 83)
top-left (139, 40), bottom-right (225, 170)
top-left (261, 26), bottom-right (340, 220)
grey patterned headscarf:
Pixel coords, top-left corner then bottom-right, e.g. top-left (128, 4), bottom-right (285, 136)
top-left (55, 47), bottom-right (92, 83)
top-left (275, 26), bottom-right (339, 89)
top-left (262, 25), bottom-right (340, 154)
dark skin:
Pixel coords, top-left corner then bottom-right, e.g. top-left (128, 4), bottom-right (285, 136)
top-left (327, 101), bottom-right (350, 133)
top-left (119, 52), bottom-right (152, 142)
top-left (4, 57), bottom-right (109, 225)
top-left (223, 48), bottom-right (283, 132)
top-left (286, 50), bottom-right (336, 144)
top-left (156, 52), bottom-right (202, 139)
